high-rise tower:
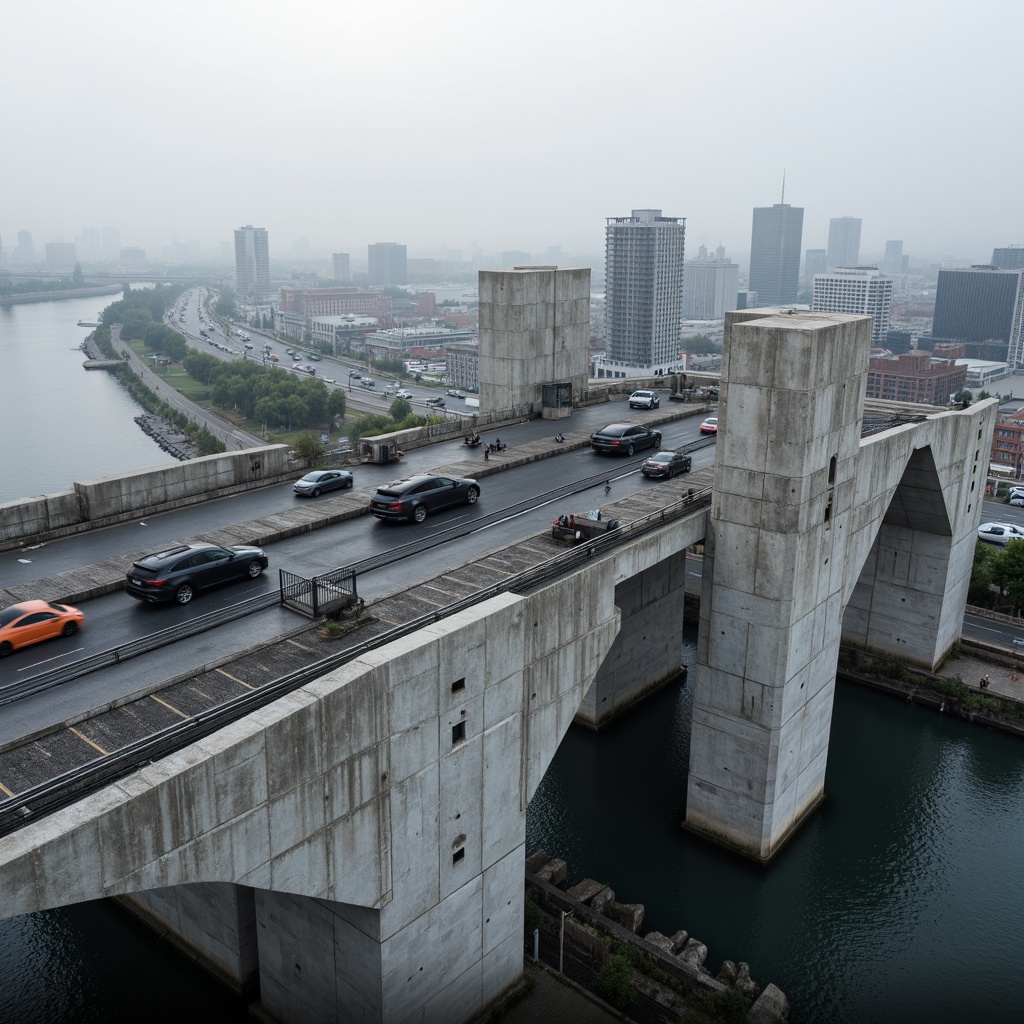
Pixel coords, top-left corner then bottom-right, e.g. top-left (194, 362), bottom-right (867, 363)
top-left (749, 203), bottom-right (803, 306)
top-left (932, 265), bottom-right (1024, 365)
top-left (367, 243), bottom-right (407, 286)
top-left (604, 208), bottom-right (686, 369)
top-left (812, 266), bottom-right (893, 344)
top-left (234, 225), bottom-right (270, 298)
top-left (992, 246), bottom-right (1024, 271)
top-left (826, 217), bottom-right (862, 269)
top-left (683, 246), bottom-right (738, 320)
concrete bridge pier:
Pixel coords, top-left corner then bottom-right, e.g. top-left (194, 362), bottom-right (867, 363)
top-left (576, 550), bottom-right (689, 728)
top-left (118, 882), bottom-right (258, 992)
top-left (685, 308), bottom-right (996, 862)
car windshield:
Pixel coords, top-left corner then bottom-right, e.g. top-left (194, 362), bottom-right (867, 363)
top-left (649, 453), bottom-right (671, 463)
top-left (599, 425), bottom-right (631, 437)
top-left (301, 473), bottom-right (326, 482)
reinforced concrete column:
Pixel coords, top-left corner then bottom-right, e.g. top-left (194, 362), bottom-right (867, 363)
top-left (117, 882), bottom-right (258, 992)
top-left (686, 310), bottom-right (871, 861)
top-left (576, 550), bottom-right (688, 728)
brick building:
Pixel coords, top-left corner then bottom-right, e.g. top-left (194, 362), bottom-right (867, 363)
top-left (278, 287), bottom-right (394, 329)
top-left (866, 350), bottom-right (966, 404)
top-left (991, 407), bottom-right (1024, 477)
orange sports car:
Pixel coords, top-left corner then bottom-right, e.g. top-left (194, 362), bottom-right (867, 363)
top-left (0, 600), bottom-right (84, 657)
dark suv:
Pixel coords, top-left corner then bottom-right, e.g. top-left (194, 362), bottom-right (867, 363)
top-left (125, 542), bottom-right (269, 605)
top-left (591, 422), bottom-right (662, 456)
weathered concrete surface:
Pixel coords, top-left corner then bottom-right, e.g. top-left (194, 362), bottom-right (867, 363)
top-left (0, 566), bottom-right (620, 1023)
top-left (479, 267), bottom-right (591, 418)
top-left (687, 308), bottom-right (998, 861)
top-left (0, 445), bottom-right (294, 549)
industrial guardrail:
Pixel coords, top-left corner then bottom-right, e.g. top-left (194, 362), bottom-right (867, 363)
top-left (0, 591), bottom-right (282, 708)
top-left (0, 486), bottom-right (713, 835)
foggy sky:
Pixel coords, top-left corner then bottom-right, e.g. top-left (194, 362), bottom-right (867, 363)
top-left (5, 0), bottom-right (1021, 264)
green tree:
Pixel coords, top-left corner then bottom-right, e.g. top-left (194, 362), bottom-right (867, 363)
top-left (215, 290), bottom-right (237, 317)
top-left (953, 389), bottom-right (972, 406)
top-left (969, 540), bottom-right (1000, 608)
top-left (389, 397), bottom-right (412, 421)
top-left (293, 430), bottom-right (324, 467)
top-left (993, 540), bottom-right (1024, 612)
top-left (327, 389), bottom-right (346, 421)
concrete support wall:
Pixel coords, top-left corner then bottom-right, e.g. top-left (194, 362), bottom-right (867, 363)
top-left (478, 267), bottom-right (590, 418)
top-left (687, 308), bottom-right (997, 861)
top-left (577, 550), bottom-right (688, 728)
top-left (0, 444), bottom-right (293, 548)
top-left (118, 882), bottom-right (258, 992)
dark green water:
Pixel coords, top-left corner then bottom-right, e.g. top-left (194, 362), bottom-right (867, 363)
top-left (526, 630), bottom-right (1024, 1023)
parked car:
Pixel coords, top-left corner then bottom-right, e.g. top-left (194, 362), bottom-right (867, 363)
top-left (699, 417), bottom-right (719, 434)
top-left (629, 389), bottom-right (660, 410)
top-left (978, 522), bottom-right (1024, 545)
top-left (0, 600), bottom-right (84, 658)
top-left (641, 451), bottom-right (692, 479)
top-left (369, 475), bottom-right (480, 523)
top-left (293, 469), bottom-right (353, 496)
top-left (125, 542), bottom-right (269, 605)
top-left (590, 422), bottom-right (662, 456)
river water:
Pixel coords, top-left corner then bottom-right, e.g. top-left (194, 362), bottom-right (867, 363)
top-left (1, 297), bottom-right (1023, 1022)
top-left (0, 292), bottom-right (177, 504)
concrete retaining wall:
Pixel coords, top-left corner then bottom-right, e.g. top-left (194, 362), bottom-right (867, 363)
top-left (0, 444), bottom-right (294, 550)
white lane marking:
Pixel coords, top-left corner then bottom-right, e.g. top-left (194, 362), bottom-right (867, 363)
top-left (968, 624), bottom-right (1002, 635)
top-left (17, 559), bottom-right (32, 564)
top-left (16, 646), bottom-right (86, 672)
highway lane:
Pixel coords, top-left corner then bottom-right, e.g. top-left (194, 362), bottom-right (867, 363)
top-left (0, 398), bottom-right (701, 589)
top-left (0, 423), bottom-right (714, 741)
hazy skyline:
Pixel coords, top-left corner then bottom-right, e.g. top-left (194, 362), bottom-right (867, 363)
top-left (5, 0), bottom-right (1021, 264)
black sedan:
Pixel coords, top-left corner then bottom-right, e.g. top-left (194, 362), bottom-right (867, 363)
top-left (591, 422), bottom-right (662, 456)
top-left (369, 475), bottom-right (480, 523)
top-left (125, 542), bottom-right (269, 605)
top-left (641, 451), bottom-right (692, 479)
top-left (293, 470), bottom-right (354, 496)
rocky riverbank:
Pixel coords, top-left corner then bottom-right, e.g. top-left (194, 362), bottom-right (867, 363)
top-left (133, 413), bottom-right (202, 461)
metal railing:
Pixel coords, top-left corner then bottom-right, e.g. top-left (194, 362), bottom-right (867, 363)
top-left (0, 487), bottom-right (712, 835)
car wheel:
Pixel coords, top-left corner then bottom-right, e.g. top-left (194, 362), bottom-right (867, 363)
top-left (62, 622), bottom-right (78, 637)
top-left (627, 444), bottom-right (635, 456)
top-left (466, 485), bottom-right (480, 504)
top-left (312, 487), bottom-right (321, 497)
top-left (654, 399), bottom-right (659, 408)
top-left (346, 478), bottom-right (353, 488)
top-left (175, 584), bottom-right (194, 605)
top-left (0, 641), bottom-right (11, 658)
top-left (413, 504), bottom-right (427, 523)
top-left (247, 560), bottom-right (264, 579)
top-left (653, 433), bottom-right (662, 448)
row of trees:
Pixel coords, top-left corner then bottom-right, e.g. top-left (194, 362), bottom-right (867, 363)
top-left (103, 283), bottom-right (188, 342)
top-left (970, 538), bottom-right (1024, 612)
top-left (182, 352), bottom-right (346, 432)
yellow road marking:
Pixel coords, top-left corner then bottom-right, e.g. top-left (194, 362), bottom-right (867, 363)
top-left (69, 727), bottom-right (109, 755)
top-left (0, 781), bottom-right (14, 797)
top-left (216, 667), bottom-right (255, 690)
top-left (149, 694), bottom-right (189, 719)
top-left (285, 638), bottom-right (315, 652)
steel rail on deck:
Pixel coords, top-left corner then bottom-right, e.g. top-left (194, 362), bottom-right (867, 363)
top-left (0, 486), bottom-right (713, 836)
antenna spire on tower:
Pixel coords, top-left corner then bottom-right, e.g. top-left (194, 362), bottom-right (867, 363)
top-left (781, 170), bottom-right (786, 204)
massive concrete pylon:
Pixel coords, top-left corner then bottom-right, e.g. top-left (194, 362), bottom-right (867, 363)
top-left (686, 309), bottom-right (996, 861)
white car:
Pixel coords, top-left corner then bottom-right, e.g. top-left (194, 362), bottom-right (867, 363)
top-left (978, 522), bottom-right (1024, 545)
top-left (629, 389), bottom-right (660, 409)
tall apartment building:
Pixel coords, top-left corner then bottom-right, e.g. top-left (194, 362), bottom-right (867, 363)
top-left (932, 266), bottom-right (1024, 365)
top-left (332, 252), bottom-right (351, 282)
top-left (992, 246), bottom-right (1024, 271)
top-left (882, 240), bottom-right (904, 276)
top-left (811, 267), bottom-right (893, 344)
top-left (367, 242), bottom-right (407, 286)
top-left (683, 246), bottom-right (738, 320)
top-left (234, 225), bottom-right (270, 298)
top-left (826, 216), bottom-right (861, 269)
top-left (804, 249), bottom-right (827, 290)
top-left (16, 231), bottom-right (34, 263)
top-left (749, 203), bottom-right (802, 306)
top-left (604, 208), bottom-right (686, 369)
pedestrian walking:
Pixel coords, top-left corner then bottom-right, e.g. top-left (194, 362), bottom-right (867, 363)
top-left (981, 674), bottom-right (990, 689)
top-left (604, 480), bottom-right (611, 496)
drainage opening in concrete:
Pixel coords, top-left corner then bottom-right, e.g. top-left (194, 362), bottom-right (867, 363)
top-left (452, 677), bottom-right (466, 693)
top-left (452, 721), bottom-right (466, 745)
top-left (453, 848), bottom-right (465, 865)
